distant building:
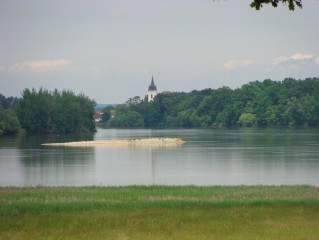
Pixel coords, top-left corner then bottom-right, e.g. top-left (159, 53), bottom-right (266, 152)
top-left (94, 111), bottom-right (102, 122)
top-left (148, 76), bottom-right (158, 102)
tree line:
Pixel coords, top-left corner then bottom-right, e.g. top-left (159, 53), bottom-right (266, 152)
top-left (101, 77), bottom-right (319, 128)
top-left (1, 77), bottom-right (318, 135)
top-left (0, 89), bottom-right (96, 135)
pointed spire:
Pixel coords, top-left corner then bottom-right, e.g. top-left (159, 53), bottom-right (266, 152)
top-left (148, 76), bottom-right (157, 91)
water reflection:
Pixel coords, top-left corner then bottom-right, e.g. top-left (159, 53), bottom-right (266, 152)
top-left (0, 148), bottom-right (24, 185)
top-left (20, 147), bottom-right (95, 186)
top-left (0, 133), bottom-right (95, 186)
top-left (0, 128), bottom-right (319, 186)
top-left (94, 147), bottom-right (154, 185)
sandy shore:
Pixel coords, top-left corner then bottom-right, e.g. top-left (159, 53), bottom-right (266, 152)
top-left (42, 137), bottom-right (185, 147)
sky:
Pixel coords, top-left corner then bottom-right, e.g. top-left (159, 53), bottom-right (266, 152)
top-left (1, 0), bottom-right (319, 104)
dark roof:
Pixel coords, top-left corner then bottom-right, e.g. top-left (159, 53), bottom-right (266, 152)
top-left (148, 76), bottom-right (157, 91)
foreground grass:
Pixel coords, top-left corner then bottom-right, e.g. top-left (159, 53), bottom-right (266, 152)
top-left (1, 185), bottom-right (319, 239)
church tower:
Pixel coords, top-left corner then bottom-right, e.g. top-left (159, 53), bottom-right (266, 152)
top-left (148, 76), bottom-right (157, 102)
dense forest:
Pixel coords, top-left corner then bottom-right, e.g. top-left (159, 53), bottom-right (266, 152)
top-left (0, 89), bottom-right (96, 135)
top-left (1, 77), bottom-right (319, 135)
top-left (101, 78), bottom-right (319, 128)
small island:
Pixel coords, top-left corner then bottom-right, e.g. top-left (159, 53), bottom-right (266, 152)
top-left (42, 137), bottom-right (185, 147)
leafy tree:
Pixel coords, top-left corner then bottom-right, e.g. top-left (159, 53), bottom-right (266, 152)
top-left (301, 95), bottom-right (319, 126)
top-left (0, 109), bottom-right (20, 135)
top-left (16, 88), bottom-right (54, 133)
top-left (239, 113), bottom-right (258, 127)
top-left (250, 0), bottom-right (302, 10)
top-left (175, 109), bottom-right (200, 128)
top-left (213, 0), bottom-right (302, 11)
top-left (125, 96), bottom-right (142, 106)
top-left (209, 87), bottom-right (233, 124)
top-left (108, 111), bottom-right (144, 128)
top-left (196, 96), bottom-right (213, 117)
top-left (282, 97), bottom-right (304, 126)
top-left (77, 93), bottom-right (96, 132)
top-left (264, 106), bottom-right (280, 126)
top-left (16, 88), bottom-right (96, 134)
top-left (0, 93), bottom-right (21, 135)
top-left (144, 95), bottom-right (164, 127)
top-left (0, 94), bottom-right (19, 109)
top-left (54, 90), bottom-right (82, 133)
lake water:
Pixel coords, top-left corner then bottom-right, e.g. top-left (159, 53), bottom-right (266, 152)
top-left (0, 128), bottom-right (319, 186)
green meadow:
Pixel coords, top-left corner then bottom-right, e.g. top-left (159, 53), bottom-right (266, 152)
top-left (1, 185), bottom-right (319, 239)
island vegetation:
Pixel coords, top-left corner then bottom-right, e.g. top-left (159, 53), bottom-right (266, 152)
top-left (101, 77), bottom-right (319, 129)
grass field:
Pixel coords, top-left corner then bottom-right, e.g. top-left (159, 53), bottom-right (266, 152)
top-left (1, 185), bottom-right (319, 239)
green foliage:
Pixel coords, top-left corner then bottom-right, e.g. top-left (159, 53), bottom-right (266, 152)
top-left (125, 96), bottom-right (142, 105)
top-left (108, 111), bottom-right (144, 128)
top-left (108, 77), bottom-right (319, 129)
top-left (0, 94), bottom-right (19, 110)
top-left (174, 109), bottom-right (198, 127)
top-left (0, 94), bottom-right (20, 136)
top-left (0, 93), bottom-right (21, 135)
top-left (0, 109), bottom-right (20, 135)
top-left (250, 0), bottom-right (302, 11)
top-left (239, 113), bottom-right (258, 127)
top-left (16, 88), bottom-right (96, 134)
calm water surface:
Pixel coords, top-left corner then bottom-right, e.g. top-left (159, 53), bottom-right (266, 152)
top-left (0, 128), bottom-right (319, 186)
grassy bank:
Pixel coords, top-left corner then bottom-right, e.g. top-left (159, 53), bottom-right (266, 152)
top-left (1, 185), bottom-right (319, 214)
top-left (1, 185), bottom-right (319, 239)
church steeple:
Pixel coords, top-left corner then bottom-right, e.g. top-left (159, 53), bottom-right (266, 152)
top-left (148, 76), bottom-right (157, 91)
top-left (148, 76), bottom-right (158, 102)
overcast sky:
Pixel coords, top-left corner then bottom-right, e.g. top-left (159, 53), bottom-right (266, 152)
top-left (1, 0), bottom-right (318, 103)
